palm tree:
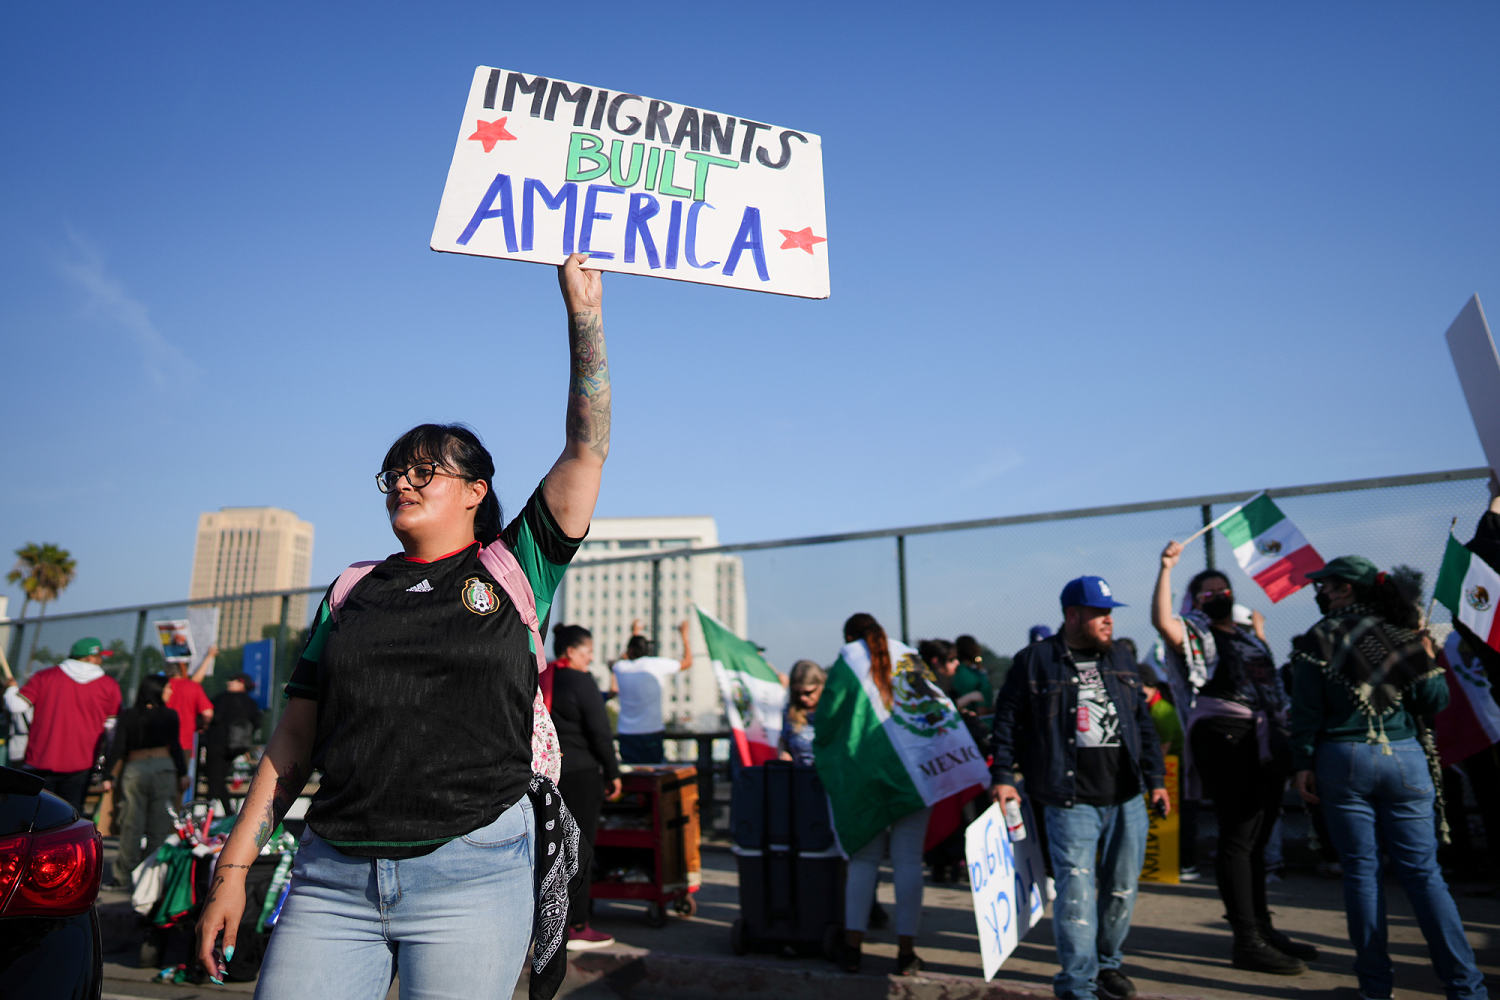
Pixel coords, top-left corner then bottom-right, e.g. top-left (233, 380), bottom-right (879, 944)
top-left (7, 543), bottom-right (77, 666)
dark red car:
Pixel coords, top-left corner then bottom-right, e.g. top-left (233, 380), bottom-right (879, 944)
top-left (0, 765), bottom-right (104, 1000)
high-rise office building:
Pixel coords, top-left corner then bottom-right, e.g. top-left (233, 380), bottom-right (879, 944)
top-left (556, 515), bottom-right (748, 730)
top-left (189, 507), bottom-right (314, 647)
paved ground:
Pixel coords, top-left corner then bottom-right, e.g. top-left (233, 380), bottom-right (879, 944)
top-left (98, 835), bottom-right (1500, 999)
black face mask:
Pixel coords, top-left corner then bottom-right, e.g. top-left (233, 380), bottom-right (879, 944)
top-left (1315, 591), bottom-right (1334, 616)
top-left (1201, 595), bottom-right (1234, 621)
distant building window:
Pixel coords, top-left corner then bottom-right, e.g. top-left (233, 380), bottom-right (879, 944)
top-left (618, 540), bottom-right (650, 550)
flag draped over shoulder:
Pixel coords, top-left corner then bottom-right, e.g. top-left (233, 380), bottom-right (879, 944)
top-left (813, 636), bottom-right (989, 855)
top-left (1216, 493), bottom-right (1324, 602)
top-left (1436, 535), bottom-right (1500, 652)
top-left (1433, 631), bottom-right (1500, 766)
top-left (696, 608), bottom-right (786, 766)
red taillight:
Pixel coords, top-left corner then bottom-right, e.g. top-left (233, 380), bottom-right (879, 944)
top-left (0, 819), bottom-right (102, 918)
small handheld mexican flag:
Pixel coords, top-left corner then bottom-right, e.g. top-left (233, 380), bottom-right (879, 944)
top-left (1435, 535), bottom-right (1500, 652)
top-left (695, 608), bottom-right (786, 766)
top-left (1433, 631), bottom-right (1500, 766)
top-left (1216, 493), bottom-right (1325, 602)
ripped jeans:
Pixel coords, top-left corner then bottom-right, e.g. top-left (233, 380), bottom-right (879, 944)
top-left (1043, 798), bottom-right (1148, 1000)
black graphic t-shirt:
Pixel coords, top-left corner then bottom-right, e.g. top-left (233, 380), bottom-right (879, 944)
top-left (1071, 650), bottom-right (1139, 805)
top-left (286, 482), bottom-right (581, 857)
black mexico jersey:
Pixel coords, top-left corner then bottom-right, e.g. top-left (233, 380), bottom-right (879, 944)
top-left (287, 482), bottom-right (580, 857)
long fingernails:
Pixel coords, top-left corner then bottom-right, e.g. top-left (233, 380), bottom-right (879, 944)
top-left (210, 976), bottom-right (224, 985)
top-left (225, 945), bottom-right (235, 961)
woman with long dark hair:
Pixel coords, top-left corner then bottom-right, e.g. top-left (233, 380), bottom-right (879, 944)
top-left (1152, 541), bottom-right (1313, 974)
top-left (1291, 556), bottom-right (1487, 1000)
top-left (101, 672), bottom-right (188, 887)
top-left (196, 255), bottom-right (610, 999)
top-left (548, 623), bottom-right (621, 951)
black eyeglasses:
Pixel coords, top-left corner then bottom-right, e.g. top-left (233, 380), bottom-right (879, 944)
top-left (375, 462), bottom-right (466, 494)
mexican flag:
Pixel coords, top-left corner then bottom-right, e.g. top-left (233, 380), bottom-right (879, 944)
top-left (813, 636), bottom-right (989, 855)
top-left (1435, 534), bottom-right (1500, 651)
top-left (696, 608), bottom-right (785, 766)
top-left (1216, 493), bottom-right (1325, 602)
top-left (1433, 631), bottom-right (1500, 766)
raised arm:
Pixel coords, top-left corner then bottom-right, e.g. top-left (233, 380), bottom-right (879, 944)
top-left (1152, 541), bottom-right (1186, 650)
top-left (543, 254), bottom-right (609, 540)
top-left (190, 645), bottom-right (218, 685)
top-left (677, 621), bottom-right (693, 671)
top-left (196, 697), bottom-right (317, 982)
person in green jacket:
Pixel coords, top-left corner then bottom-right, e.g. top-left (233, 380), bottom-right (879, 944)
top-left (1290, 555), bottom-right (1486, 1000)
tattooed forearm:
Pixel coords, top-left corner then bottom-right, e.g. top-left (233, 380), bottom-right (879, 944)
top-left (250, 761), bottom-right (308, 850)
top-left (566, 309), bottom-right (611, 459)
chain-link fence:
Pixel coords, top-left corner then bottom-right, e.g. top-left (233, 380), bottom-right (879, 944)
top-left (4, 467), bottom-right (1491, 723)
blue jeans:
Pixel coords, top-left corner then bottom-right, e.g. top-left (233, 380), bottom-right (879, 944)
top-left (255, 798), bottom-right (535, 1000)
top-left (844, 807), bottom-right (930, 936)
top-left (1315, 739), bottom-right (1487, 1000)
top-left (1043, 798), bottom-right (1148, 1000)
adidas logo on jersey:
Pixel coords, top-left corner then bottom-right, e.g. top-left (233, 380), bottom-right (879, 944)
top-left (406, 579), bottom-right (434, 593)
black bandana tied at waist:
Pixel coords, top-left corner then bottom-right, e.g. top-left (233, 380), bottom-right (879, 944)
top-left (526, 774), bottom-right (583, 1000)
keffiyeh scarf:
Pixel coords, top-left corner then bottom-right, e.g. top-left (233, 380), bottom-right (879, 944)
top-left (526, 774), bottom-right (583, 1000)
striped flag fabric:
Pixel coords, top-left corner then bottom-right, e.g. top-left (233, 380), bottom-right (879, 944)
top-left (813, 636), bottom-right (989, 855)
top-left (696, 608), bottom-right (786, 766)
top-left (1433, 631), bottom-right (1500, 766)
top-left (1215, 493), bottom-right (1325, 602)
top-left (1435, 535), bottom-right (1500, 652)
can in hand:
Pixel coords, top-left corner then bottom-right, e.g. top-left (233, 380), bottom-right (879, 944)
top-left (1003, 799), bottom-right (1026, 841)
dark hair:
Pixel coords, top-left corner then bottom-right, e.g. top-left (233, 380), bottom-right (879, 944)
top-left (1115, 636), bottom-right (1138, 663)
top-left (954, 634), bottom-right (983, 662)
top-left (1187, 568), bottom-right (1231, 601)
top-left (625, 635), bottom-right (652, 659)
top-left (1353, 564), bottom-right (1423, 630)
top-left (917, 639), bottom-right (955, 666)
top-left (552, 624), bottom-right (593, 659)
top-left (382, 423), bottom-right (503, 544)
top-left (134, 672), bottom-right (169, 710)
top-left (843, 612), bottom-right (893, 709)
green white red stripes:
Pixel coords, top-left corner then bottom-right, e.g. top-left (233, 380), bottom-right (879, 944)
top-left (1215, 494), bottom-right (1324, 602)
top-left (696, 608), bottom-right (786, 765)
top-left (1435, 535), bottom-right (1500, 651)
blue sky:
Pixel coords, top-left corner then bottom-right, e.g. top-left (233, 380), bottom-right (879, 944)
top-left (2, 2), bottom-right (1497, 622)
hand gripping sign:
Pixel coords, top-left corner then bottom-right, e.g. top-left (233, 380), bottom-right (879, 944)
top-left (432, 68), bottom-right (829, 299)
top-left (966, 801), bottom-right (1050, 981)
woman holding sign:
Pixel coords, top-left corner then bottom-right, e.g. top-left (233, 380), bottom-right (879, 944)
top-left (196, 254), bottom-right (609, 1000)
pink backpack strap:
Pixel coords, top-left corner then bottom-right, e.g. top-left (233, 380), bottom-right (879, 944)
top-left (329, 561), bottom-right (382, 621)
top-left (478, 541), bottom-right (561, 784)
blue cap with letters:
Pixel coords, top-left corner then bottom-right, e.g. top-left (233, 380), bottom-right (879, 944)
top-left (1059, 575), bottom-right (1127, 610)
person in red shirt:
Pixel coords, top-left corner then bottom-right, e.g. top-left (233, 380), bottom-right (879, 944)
top-left (6, 636), bottom-right (121, 812)
top-left (164, 645), bottom-right (216, 797)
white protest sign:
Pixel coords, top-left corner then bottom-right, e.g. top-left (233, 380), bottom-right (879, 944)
top-left (966, 801), bottom-right (1050, 981)
top-left (1445, 295), bottom-right (1500, 480)
top-left (431, 67), bottom-right (829, 299)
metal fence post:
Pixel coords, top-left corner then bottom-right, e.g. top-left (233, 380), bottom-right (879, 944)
top-left (651, 558), bottom-right (662, 653)
top-left (896, 535), bottom-right (910, 644)
top-left (1200, 504), bottom-right (1216, 570)
top-left (126, 609), bottom-right (148, 708)
top-left (6, 623), bottom-right (23, 677)
top-left (271, 594), bottom-right (292, 731)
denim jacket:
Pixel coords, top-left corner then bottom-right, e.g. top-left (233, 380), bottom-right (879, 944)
top-left (989, 635), bottom-right (1166, 808)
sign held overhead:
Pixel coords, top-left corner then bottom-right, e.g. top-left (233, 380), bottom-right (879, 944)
top-left (432, 68), bottom-right (829, 299)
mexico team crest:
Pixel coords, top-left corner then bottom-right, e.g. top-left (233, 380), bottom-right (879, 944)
top-left (461, 577), bottom-right (499, 615)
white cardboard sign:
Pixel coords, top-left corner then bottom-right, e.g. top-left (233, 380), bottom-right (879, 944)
top-left (1445, 295), bottom-right (1500, 480)
top-left (965, 801), bottom-right (1050, 981)
top-left (431, 67), bottom-right (829, 299)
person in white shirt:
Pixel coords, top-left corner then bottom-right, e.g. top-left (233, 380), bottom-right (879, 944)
top-left (610, 620), bottom-right (692, 764)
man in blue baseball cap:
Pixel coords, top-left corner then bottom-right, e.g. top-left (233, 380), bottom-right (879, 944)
top-left (990, 576), bottom-right (1168, 1000)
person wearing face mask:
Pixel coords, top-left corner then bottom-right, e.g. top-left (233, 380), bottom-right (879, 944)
top-left (1152, 541), bottom-right (1312, 976)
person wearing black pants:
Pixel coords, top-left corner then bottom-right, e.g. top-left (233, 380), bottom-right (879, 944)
top-left (548, 625), bottom-right (622, 950)
top-left (1154, 542), bottom-right (1315, 975)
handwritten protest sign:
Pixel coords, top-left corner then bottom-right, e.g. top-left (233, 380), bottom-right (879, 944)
top-left (1140, 754), bottom-right (1180, 883)
top-left (1444, 295), bottom-right (1500, 480)
top-left (965, 801), bottom-right (1049, 981)
top-left (432, 68), bottom-right (829, 298)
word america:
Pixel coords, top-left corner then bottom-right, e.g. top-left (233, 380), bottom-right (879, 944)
top-left (485, 70), bottom-right (809, 171)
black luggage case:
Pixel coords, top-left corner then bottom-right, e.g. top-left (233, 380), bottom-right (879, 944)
top-left (729, 761), bottom-right (843, 958)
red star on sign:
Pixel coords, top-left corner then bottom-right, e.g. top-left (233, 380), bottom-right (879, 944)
top-left (778, 227), bottom-right (827, 255)
top-left (467, 117), bottom-right (517, 152)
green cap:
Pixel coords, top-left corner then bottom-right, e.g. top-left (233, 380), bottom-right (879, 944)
top-left (68, 637), bottom-right (105, 659)
top-left (1305, 555), bottom-right (1379, 588)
